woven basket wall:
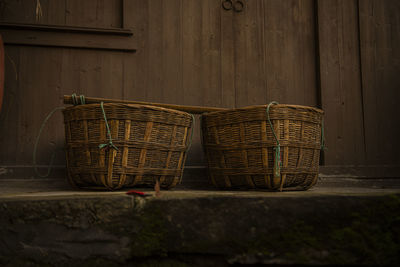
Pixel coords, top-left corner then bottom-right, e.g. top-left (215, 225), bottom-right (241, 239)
top-left (63, 103), bottom-right (193, 190)
top-left (201, 104), bottom-right (324, 190)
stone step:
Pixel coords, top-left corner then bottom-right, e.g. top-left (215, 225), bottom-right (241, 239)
top-left (0, 178), bottom-right (399, 266)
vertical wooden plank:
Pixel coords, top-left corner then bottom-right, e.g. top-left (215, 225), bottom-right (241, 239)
top-left (190, 0), bottom-right (224, 166)
top-left (0, 46), bottom-right (19, 164)
top-left (359, 0), bottom-right (400, 165)
top-left (61, 49), bottom-right (124, 100)
top-left (123, 0), bottom-right (147, 101)
top-left (317, 0), bottom-right (366, 166)
top-left (146, 0), bottom-right (164, 103)
top-left (182, 0), bottom-right (202, 106)
top-left (96, 51), bottom-right (124, 99)
top-left (181, 0), bottom-right (202, 166)
top-left (66, 0), bottom-right (122, 28)
top-left (0, 0), bottom-right (36, 24)
top-left (264, 0), bottom-right (317, 106)
top-left (234, 0), bottom-right (267, 107)
top-left (12, 46), bottom-right (63, 165)
top-left (66, 0), bottom-right (97, 27)
top-left (201, 0), bottom-right (222, 108)
top-left (161, 0), bottom-right (183, 105)
top-left (41, 0), bottom-right (67, 26)
top-left (232, 0), bottom-right (246, 108)
top-left (221, 0), bottom-right (236, 109)
top-left (98, 0), bottom-right (123, 28)
top-left (183, 0), bottom-right (223, 166)
top-left (59, 49), bottom-right (81, 98)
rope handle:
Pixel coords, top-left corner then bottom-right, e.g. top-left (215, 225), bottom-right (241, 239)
top-left (33, 93), bottom-right (85, 178)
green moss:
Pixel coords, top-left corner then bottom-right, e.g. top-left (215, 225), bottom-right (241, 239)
top-left (328, 195), bottom-right (400, 265)
top-left (130, 203), bottom-right (168, 257)
top-left (244, 220), bottom-right (321, 264)
top-left (241, 195), bottom-right (400, 265)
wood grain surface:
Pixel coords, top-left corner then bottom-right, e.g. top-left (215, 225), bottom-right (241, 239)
top-left (0, 0), bottom-right (398, 171)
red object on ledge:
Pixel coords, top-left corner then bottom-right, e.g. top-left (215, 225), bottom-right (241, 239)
top-left (126, 190), bottom-right (152, 197)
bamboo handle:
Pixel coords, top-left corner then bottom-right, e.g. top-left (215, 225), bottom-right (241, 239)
top-left (63, 95), bottom-right (227, 114)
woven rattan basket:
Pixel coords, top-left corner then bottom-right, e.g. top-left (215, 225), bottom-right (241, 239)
top-left (201, 103), bottom-right (324, 191)
top-left (63, 103), bottom-right (194, 190)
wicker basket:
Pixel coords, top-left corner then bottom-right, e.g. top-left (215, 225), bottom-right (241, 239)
top-left (201, 103), bottom-right (324, 191)
top-left (63, 103), bottom-right (194, 190)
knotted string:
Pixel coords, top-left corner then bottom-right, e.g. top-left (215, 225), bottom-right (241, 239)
top-left (266, 101), bottom-right (281, 181)
top-left (99, 101), bottom-right (118, 151)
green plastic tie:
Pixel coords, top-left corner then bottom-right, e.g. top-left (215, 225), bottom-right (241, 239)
top-left (71, 93), bottom-right (85, 105)
top-left (99, 102), bottom-right (118, 151)
top-left (266, 101), bottom-right (281, 180)
top-left (80, 94), bottom-right (85, 105)
top-left (72, 93), bottom-right (78, 105)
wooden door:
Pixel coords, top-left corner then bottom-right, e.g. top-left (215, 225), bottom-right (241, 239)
top-left (230, 0), bottom-right (318, 108)
top-left (182, 0), bottom-right (319, 165)
top-left (0, 0), bottom-right (320, 170)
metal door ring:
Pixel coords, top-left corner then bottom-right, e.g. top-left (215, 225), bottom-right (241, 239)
top-left (222, 0), bottom-right (233, 11)
top-left (233, 1), bottom-right (244, 12)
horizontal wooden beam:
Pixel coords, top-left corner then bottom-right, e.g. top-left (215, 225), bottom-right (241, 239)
top-left (0, 22), bottom-right (133, 35)
top-left (63, 95), bottom-right (228, 114)
top-left (0, 22), bottom-right (136, 52)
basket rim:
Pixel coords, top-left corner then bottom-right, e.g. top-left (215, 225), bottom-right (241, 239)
top-left (63, 102), bottom-right (193, 117)
top-left (203, 104), bottom-right (324, 116)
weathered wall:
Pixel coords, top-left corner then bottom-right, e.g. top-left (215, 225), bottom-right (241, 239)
top-left (0, 0), bottom-right (399, 175)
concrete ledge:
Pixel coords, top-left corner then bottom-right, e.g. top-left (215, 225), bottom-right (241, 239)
top-left (0, 178), bottom-right (399, 266)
